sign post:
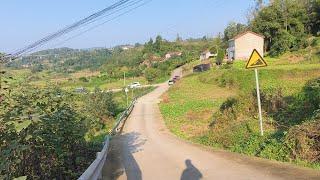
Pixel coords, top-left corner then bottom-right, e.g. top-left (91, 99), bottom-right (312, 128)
top-left (246, 49), bottom-right (267, 136)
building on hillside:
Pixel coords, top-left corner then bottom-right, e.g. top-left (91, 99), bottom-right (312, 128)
top-left (165, 52), bottom-right (182, 60)
top-left (200, 50), bottom-right (217, 61)
top-left (121, 45), bottom-right (134, 50)
top-left (227, 31), bottom-right (264, 61)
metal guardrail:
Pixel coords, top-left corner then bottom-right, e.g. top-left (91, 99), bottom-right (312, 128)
top-left (78, 98), bottom-right (137, 180)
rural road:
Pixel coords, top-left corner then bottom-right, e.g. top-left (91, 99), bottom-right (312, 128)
top-left (103, 69), bottom-right (320, 180)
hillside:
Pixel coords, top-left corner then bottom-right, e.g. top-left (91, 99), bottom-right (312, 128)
top-left (4, 37), bottom-right (216, 91)
top-left (160, 41), bottom-right (320, 169)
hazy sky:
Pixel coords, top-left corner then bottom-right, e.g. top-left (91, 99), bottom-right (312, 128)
top-left (0, 0), bottom-right (255, 53)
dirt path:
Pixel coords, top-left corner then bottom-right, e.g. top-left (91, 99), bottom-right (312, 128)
top-left (103, 69), bottom-right (320, 180)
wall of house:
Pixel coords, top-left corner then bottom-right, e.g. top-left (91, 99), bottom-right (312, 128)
top-left (234, 33), bottom-right (264, 60)
top-left (228, 40), bottom-right (235, 60)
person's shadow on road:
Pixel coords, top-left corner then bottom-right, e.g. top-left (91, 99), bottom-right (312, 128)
top-left (180, 159), bottom-right (203, 180)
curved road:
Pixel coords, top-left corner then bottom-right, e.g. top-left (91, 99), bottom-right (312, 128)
top-left (103, 69), bottom-right (320, 180)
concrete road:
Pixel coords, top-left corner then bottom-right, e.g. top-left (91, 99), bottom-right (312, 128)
top-left (103, 68), bottom-right (320, 180)
top-left (102, 84), bottom-right (162, 93)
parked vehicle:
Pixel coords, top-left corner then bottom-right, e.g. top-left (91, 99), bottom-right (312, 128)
top-left (129, 82), bottom-right (141, 89)
top-left (168, 80), bottom-right (174, 85)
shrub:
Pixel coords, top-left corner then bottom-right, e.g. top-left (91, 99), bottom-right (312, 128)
top-left (303, 78), bottom-right (320, 109)
top-left (270, 30), bottom-right (296, 56)
top-left (144, 68), bottom-right (160, 82)
top-left (79, 77), bottom-right (89, 82)
top-left (311, 37), bottom-right (320, 47)
top-left (260, 87), bottom-right (286, 114)
top-left (285, 119), bottom-right (320, 163)
top-left (0, 87), bottom-right (100, 179)
top-left (216, 48), bottom-right (225, 65)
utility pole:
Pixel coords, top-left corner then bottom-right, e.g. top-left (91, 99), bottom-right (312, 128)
top-left (125, 87), bottom-right (129, 107)
top-left (123, 72), bottom-right (126, 87)
top-left (131, 87), bottom-right (134, 99)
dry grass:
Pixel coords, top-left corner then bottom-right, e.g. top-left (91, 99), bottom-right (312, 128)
top-left (71, 70), bottom-right (100, 78)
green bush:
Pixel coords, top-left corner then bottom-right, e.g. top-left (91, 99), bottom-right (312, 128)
top-left (0, 86), bottom-right (104, 179)
top-left (216, 48), bottom-right (225, 65)
top-left (311, 37), bottom-right (320, 47)
top-left (285, 119), bottom-right (320, 163)
top-left (260, 138), bottom-right (290, 161)
top-left (79, 77), bottom-right (89, 82)
top-left (144, 68), bottom-right (160, 82)
top-left (303, 78), bottom-right (320, 109)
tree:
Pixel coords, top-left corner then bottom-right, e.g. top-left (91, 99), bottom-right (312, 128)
top-left (250, 0), bottom-right (308, 55)
top-left (87, 89), bottom-right (117, 124)
top-left (143, 38), bottom-right (154, 54)
top-left (216, 48), bottom-right (225, 65)
top-left (154, 35), bottom-right (163, 53)
top-left (31, 63), bottom-right (44, 73)
top-left (306, 0), bottom-right (320, 35)
top-left (223, 22), bottom-right (247, 42)
top-left (0, 86), bottom-right (100, 179)
top-left (144, 68), bottom-right (159, 82)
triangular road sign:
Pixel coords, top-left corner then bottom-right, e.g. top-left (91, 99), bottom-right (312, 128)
top-left (246, 49), bottom-right (267, 69)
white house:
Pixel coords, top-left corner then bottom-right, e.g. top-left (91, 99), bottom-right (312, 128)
top-left (200, 51), bottom-right (217, 61)
top-left (227, 31), bottom-right (264, 61)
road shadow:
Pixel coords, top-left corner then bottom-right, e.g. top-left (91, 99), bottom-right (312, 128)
top-left (103, 132), bottom-right (146, 180)
top-left (180, 159), bottom-right (203, 180)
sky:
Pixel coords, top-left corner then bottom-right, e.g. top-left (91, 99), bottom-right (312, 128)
top-left (0, 0), bottom-right (255, 53)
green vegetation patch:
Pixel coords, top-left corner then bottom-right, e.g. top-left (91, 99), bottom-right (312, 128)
top-left (161, 55), bottom-right (320, 169)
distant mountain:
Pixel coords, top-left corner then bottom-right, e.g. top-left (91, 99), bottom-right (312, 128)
top-left (7, 47), bottom-right (113, 72)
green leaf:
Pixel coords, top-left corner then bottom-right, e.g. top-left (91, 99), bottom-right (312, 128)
top-left (12, 120), bottom-right (32, 133)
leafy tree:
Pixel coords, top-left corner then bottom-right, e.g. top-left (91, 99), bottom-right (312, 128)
top-left (0, 86), bottom-right (103, 179)
top-left (145, 68), bottom-right (160, 82)
top-left (250, 0), bottom-right (309, 55)
top-left (31, 63), bottom-right (44, 73)
top-left (86, 89), bottom-right (117, 124)
top-left (307, 0), bottom-right (320, 35)
top-left (216, 48), bottom-right (225, 65)
top-left (224, 22), bottom-right (247, 42)
top-left (154, 35), bottom-right (163, 53)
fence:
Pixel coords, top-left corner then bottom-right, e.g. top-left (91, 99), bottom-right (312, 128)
top-left (78, 98), bottom-right (137, 180)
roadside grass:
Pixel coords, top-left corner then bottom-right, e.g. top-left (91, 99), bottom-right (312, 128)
top-left (114, 86), bottom-right (155, 112)
top-left (160, 52), bottom-right (320, 169)
top-left (160, 72), bottom-right (235, 140)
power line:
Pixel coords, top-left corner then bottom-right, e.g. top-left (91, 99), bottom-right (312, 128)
top-left (21, 0), bottom-right (147, 55)
top-left (50, 0), bottom-right (152, 49)
top-left (8, 0), bottom-right (138, 58)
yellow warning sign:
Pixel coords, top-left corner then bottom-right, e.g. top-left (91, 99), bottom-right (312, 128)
top-left (246, 49), bottom-right (267, 69)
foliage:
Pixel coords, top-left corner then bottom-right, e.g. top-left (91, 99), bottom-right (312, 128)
top-left (215, 49), bottom-right (225, 65)
top-left (160, 58), bottom-right (320, 169)
top-left (86, 89), bottom-right (118, 124)
top-left (285, 118), bottom-right (320, 163)
top-left (0, 85), bottom-right (114, 179)
top-left (249, 0), bottom-right (312, 56)
top-left (223, 22), bottom-right (247, 42)
top-left (303, 77), bottom-right (320, 108)
top-left (144, 68), bottom-right (160, 82)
